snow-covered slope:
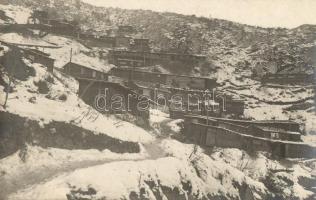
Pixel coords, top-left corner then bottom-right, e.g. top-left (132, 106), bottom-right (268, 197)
top-left (0, 2), bottom-right (316, 200)
top-left (42, 34), bottom-right (113, 72)
top-left (6, 0), bottom-right (316, 77)
top-left (6, 140), bottom-right (316, 200)
top-left (0, 4), bottom-right (31, 24)
top-left (0, 38), bottom-right (152, 143)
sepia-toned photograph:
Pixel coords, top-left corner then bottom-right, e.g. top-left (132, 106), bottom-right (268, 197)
top-left (0, 0), bottom-right (316, 199)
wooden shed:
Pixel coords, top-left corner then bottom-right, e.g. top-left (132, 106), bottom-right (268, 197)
top-left (63, 62), bottom-right (108, 81)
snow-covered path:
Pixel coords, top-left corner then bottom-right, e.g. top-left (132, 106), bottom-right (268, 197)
top-left (3, 109), bottom-right (178, 199)
top-left (2, 159), bottom-right (121, 198)
top-left (2, 139), bottom-right (167, 199)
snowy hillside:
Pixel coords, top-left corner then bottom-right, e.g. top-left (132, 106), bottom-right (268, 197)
top-left (3, 140), bottom-right (316, 200)
top-left (0, 3), bottom-right (30, 24)
top-left (0, 1), bottom-right (316, 200)
top-left (5, 0), bottom-right (316, 78)
top-left (0, 44), bottom-right (151, 143)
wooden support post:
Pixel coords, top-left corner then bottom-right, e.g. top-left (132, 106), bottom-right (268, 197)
top-left (70, 48), bottom-right (73, 62)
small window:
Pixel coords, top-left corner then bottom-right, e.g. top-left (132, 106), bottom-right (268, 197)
top-left (271, 132), bottom-right (279, 139)
top-left (101, 74), bottom-right (104, 79)
top-left (92, 71), bottom-right (96, 78)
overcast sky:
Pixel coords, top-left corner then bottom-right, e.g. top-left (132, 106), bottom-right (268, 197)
top-left (81, 0), bottom-right (316, 28)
